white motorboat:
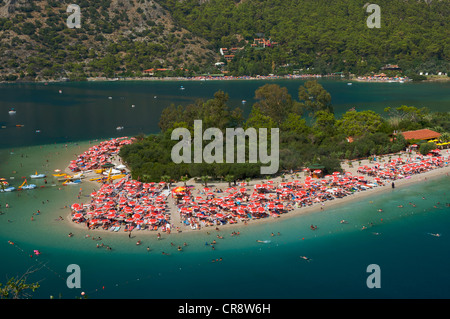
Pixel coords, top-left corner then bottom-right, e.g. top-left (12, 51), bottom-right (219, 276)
top-left (21, 184), bottom-right (37, 190)
top-left (0, 186), bottom-right (15, 192)
top-left (8, 108), bottom-right (16, 115)
top-left (30, 172), bottom-right (46, 179)
top-left (64, 179), bottom-right (81, 185)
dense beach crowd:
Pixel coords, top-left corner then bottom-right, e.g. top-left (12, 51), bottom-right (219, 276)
top-left (68, 138), bottom-right (449, 233)
top-left (68, 137), bottom-right (135, 172)
top-left (356, 75), bottom-right (409, 83)
top-left (356, 151), bottom-right (447, 180)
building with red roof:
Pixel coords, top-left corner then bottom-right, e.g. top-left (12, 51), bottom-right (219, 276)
top-left (399, 129), bottom-right (441, 141)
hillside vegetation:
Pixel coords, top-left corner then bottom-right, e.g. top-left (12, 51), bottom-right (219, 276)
top-left (0, 0), bottom-right (215, 81)
top-left (159, 0), bottom-right (450, 76)
top-left (0, 0), bottom-right (448, 81)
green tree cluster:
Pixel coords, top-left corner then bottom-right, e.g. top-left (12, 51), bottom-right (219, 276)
top-left (159, 0), bottom-right (449, 75)
top-left (120, 81), bottom-right (449, 182)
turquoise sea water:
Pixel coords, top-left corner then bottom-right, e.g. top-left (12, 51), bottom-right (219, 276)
top-left (1, 80), bottom-right (449, 148)
top-left (1, 80), bottom-right (450, 299)
top-left (0, 141), bottom-right (449, 299)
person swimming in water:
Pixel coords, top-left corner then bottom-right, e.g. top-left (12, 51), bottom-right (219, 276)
top-left (299, 256), bottom-right (311, 262)
top-left (429, 233), bottom-right (441, 237)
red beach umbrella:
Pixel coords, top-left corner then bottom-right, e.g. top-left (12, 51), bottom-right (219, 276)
top-left (71, 203), bottom-right (81, 210)
top-left (106, 212), bottom-right (116, 219)
top-left (123, 206), bottom-right (133, 214)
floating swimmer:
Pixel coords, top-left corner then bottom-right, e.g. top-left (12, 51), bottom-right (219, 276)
top-left (299, 256), bottom-right (311, 262)
top-left (428, 233), bottom-right (441, 237)
top-left (33, 250), bottom-right (41, 256)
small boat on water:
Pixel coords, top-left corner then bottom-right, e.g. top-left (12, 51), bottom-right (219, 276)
top-left (64, 179), bottom-right (82, 185)
top-left (242, 100), bottom-right (247, 104)
top-left (1, 179), bottom-right (15, 192)
top-left (0, 186), bottom-right (16, 192)
top-left (53, 173), bottom-right (68, 177)
top-left (30, 171), bottom-right (46, 179)
top-left (8, 108), bottom-right (16, 115)
top-left (21, 184), bottom-right (37, 190)
top-left (116, 126), bottom-right (124, 131)
top-left (18, 179), bottom-right (36, 190)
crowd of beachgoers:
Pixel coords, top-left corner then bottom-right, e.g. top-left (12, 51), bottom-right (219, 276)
top-left (68, 138), bottom-right (449, 234)
top-left (68, 137), bottom-right (135, 172)
top-left (183, 74), bottom-right (326, 81)
top-left (356, 152), bottom-right (447, 180)
top-left (355, 75), bottom-right (409, 82)
top-left (88, 73), bottom-right (339, 82)
top-left (71, 178), bottom-right (171, 233)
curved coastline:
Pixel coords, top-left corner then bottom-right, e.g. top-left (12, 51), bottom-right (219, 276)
top-left (64, 167), bottom-right (450, 236)
top-left (62, 139), bottom-right (450, 238)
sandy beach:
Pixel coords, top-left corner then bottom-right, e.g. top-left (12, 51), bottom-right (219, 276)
top-left (63, 143), bottom-right (450, 237)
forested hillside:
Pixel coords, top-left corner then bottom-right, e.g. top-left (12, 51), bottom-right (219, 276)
top-left (159, 0), bottom-right (450, 75)
top-left (0, 0), bottom-right (448, 81)
top-left (0, 0), bottom-right (216, 81)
